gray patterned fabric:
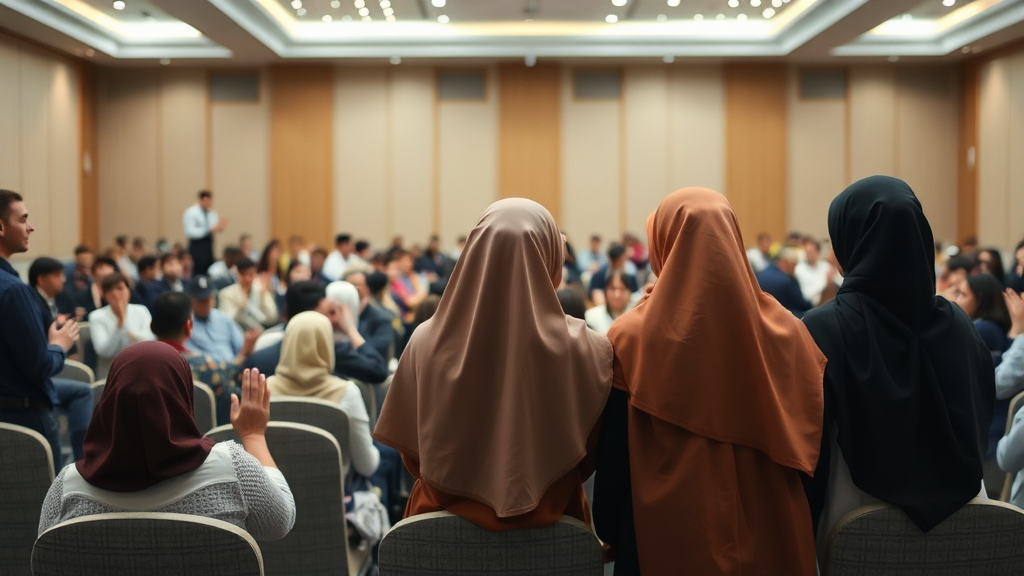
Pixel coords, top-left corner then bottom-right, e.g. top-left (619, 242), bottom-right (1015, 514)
top-left (31, 512), bottom-right (263, 576)
top-left (267, 398), bottom-right (351, 469)
top-left (378, 512), bottom-right (604, 576)
top-left (56, 360), bottom-right (94, 384)
top-left (193, 381), bottom-right (217, 433)
top-left (824, 500), bottom-right (1024, 576)
top-left (208, 422), bottom-right (353, 575)
top-left (0, 424), bottom-right (54, 576)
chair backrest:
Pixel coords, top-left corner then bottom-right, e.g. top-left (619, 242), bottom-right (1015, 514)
top-left (0, 423), bottom-right (56, 576)
top-left (90, 380), bottom-right (105, 411)
top-left (77, 321), bottom-right (97, 372)
top-left (267, 397), bottom-right (351, 470)
top-left (31, 512), bottom-right (263, 576)
top-left (193, 380), bottom-right (217, 434)
top-left (56, 359), bottom-right (94, 385)
top-left (206, 422), bottom-right (353, 575)
top-left (824, 499), bottom-right (1024, 576)
top-left (378, 511), bottom-right (604, 576)
top-left (349, 379), bottom-right (378, 430)
top-left (1000, 389), bottom-right (1024, 501)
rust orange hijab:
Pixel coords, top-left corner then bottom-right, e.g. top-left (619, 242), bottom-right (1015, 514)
top-left (374, 198), bottom-right (613, 518)
top-left (608, 188), bottom-right (825, 473)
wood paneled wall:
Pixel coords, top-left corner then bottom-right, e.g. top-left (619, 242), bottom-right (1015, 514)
top-left (725, 63), bottom-right (789, 244)
top-left (269, 66), bottom-right (334, 248)
top-left (498, 63), bottom-right (562, 222)
top-left (958, 60), bottom-right (980, 244)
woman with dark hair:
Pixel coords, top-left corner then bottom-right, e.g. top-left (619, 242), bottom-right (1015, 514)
top-left (584, 270), bottom-right (633, 335)
top-left (976, 249), bottom-right (1006, 286)
top-left (1007, 240), bottom-right (1024, 293)
top-left (802, 176), bottom-right (993, 560)
top-left (257, 239), bottom-right (284, 296)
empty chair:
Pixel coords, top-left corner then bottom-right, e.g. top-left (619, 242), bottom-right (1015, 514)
top-left (32, 512), bottom-right (263, 576)
top-left (56, 359), bottom-right (94, 384)
top-left (193, 380), bottom-right (216, 434)
top-left (90, 380), bottom-right (105, 410)
top-left (823, 499), bottom-right (1024, 575)
top-left (378, 511), bottom-right (603, 576)
top-left (268, 397), bottom-right (351, 471)
top-left (0, 423), bottom-right (56, 576)
top-left (207, 421), bottom-right (366, 576)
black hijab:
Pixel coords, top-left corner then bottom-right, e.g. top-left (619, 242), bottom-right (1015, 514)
top-left (802, 176), bottom-right (993, 532)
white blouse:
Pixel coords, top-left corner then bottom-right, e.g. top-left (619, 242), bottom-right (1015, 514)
top-left (88, 304), bottom-right (156, 359)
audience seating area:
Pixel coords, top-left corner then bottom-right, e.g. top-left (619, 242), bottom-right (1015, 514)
top-left (0, 424), bottom-right (55, 576)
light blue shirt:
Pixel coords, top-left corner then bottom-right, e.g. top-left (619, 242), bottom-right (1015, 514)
top-left (187, 308), bottom-right (242, 363)
top-left (997, 336), bottom-right (1024, 400)
top-left (183, 204), bottom-right (219, 241)
top-left (576, 249), bottom-right (608, 273)
top-left (998, 408), bottom-right (1024, 508)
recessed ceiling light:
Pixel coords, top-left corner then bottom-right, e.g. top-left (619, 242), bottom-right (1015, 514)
top-left (667, 0), bottom-right (680, 6)
top-left (751, 0), bottom-right (760, 7)
top-left (359, 7), bottom-right (369, 16)
top-left (361, 15), bottom-right (371, 21)
top-left (693, 13), bottom-right (703, 20)
top-left (383, 8), bottom-right (394, 16)
top-left (160, 58), bottom-right (170, 65)
top-left (738, 13), bottom-right (747, 20)
top-left (656, 14), bottom-right (667, 22)
top-left (606, 14), bottom-right (618, 23)
top-left (386, 14), bottom-right (396, 21)
top-left (85, 48), bottom-right (95, 57)
top-left (112, 0), bottom-right (125, 9)
top-left (342, 14), bottom-right (352, 20)
top-left (297, 7), bottom-right (306, 15)
top-left (380, 0), bottom-right (391, 8)
top-left (290, 0), bottom-right (301, 8)
top-left (728, 0), bottom-right (738, 7)
top-left (322, 14), bottom-right (332, 22)
top-left (390, 56), bottom-right (401, 65)
top-left (354, 0), bottom-right (365, 8)
top-left (943, 0), bottom-right (955, 6)
top-left (331, 0), bottom-right (341, 7)
top-left (438, 14), bottom-right (449, 23)
top-left (772, 0), bottom-right (781, 6)
top-left (663, 55), bottom-right (675, 64)
top-left (612, 0), bottom-right (627, 6)
top-left (962, 46), bottom-right (971, 53)
top-left (762, 7), bottom-right (774, 18)
top-left (716, 13), bottom-right (725, 20)
top-left (431, 0), bottom-right (446, 6)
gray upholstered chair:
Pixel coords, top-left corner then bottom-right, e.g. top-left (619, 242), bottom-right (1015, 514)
top-left (193, 380), bottom-right (217, 434)
top-left (350, 379), bottom-right (378, 429)
top-left (1000, 389), bottom-right (1024, 502)
top-left (56, 359), bottom-right (94, 384)
top-left (267, 397), bottom-right (351, 471)
top-left (90, 380), bottom-right (105, 410)
top-left (0, 423), bottom-right (56, 576)
top-left (206, 421), bottom-right (368, 575)
top-left (31, 512), bottom-right (263, 576)
top-left (823, 499), bottom-right (1024, 576)
top-left (378, 511), bottom-right (604, 576)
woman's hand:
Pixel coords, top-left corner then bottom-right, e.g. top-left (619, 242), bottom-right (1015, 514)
top-left (231, 368), bottom-right (271, 440)
top-left (1005, 289), bottom-right (1024, 339)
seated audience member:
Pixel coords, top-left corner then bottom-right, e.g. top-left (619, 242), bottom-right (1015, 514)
top-left (267, 312), bottom-right (379, 478)
top-left (89, 273), bottom-right (156, 374)
top-left (38, 343), bottom-right (296, 541)
top-left (414, 235), bottom-right (452, 279)
top-left (801, 176), bottom-right (993, 561)
top-left (355, 240), bottom-right (373, 262)
top-left (997, 290), bottom-right (1024, 398)
top-left (208, 246), bottom-right (243, 288)
top-left (152, 292), bottom-right (256, 425)
top-left (556, 287), bottom-right (587, 321)
top-left (956, 272), bottom-right (1013, 495)
top-left (795, 238), bottom-right (832, 306)
top-left (1006, 240), bottom-right (1024, 292)
top-left (756, 248), bottom-right (812, 317)
top-left (585, 270), bottom-right (633, 336)
top-left (133, 255), bottom-right (159, 307)
top-left (310, 248), bottom-right (330, 286)
top-left (975, 248), bottom-right (1006, 286)
top-left (242, 281), bottom-right (387, 385)
top-left (344, 270), bottom-right (395, 361)
top-left (279, 261), bottom-right (313, 313)
top-left (407, 295), bottom-right (440, 338)
top-left (146, 252), bottom-right (185, 307)
top-left (594, 188), bottom-right (824, 576)
top-left (253, 281), bottom-right (335, 352)
top-left (257, 240), bottom-right (284, 296)
top-left (219, 257), bottom-right (279, 330)
top-left (186, 276), bottom-right (247, 363)
top-left (323, 234), bottom-right (359, 282)
top-left (589, 244), bottom-right (639, 307)
top-left (326, 281), bottom-right (362, 339)
top-left (576, 235), bottom-right (607, 275)
top-left (28, 257), bottom-right (92, 461)
top-left (65, 245), bottom-right (94, 292)
top-left (113, 235), bottom-right (138, 281)
top-left (388, 249), bottom-right (428, 327)
top-left (746, 232), bottom-right (772, 273)
top-left (375, 198), bottom-right (612, 531)
top-left (239, 234), bottom-right (258, 262)
top-left (73, 256), bottom-right (118, 314)
top-left (937, 255), bottom-right (974, 301)
top-left (623, 232), bottom-right (648, 270)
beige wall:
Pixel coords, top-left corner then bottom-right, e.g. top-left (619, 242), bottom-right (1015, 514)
top-left (979, 52), bottom-right (1024, 248)
top-left (0, 34), bottom-right (80, 260)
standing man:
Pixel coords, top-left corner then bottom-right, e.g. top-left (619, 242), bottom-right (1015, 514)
top-left (0, 190), bottom-right (79, 470)
top-left (183, 190), bottom-right (226, 277)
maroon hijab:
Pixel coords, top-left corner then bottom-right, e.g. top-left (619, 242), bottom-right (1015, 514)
top-left (76, 341), bottom-right (214, 492)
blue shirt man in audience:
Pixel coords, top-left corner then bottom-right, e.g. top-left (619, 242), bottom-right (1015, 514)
top-left (185, 275), bottom-right (244, 363)
top-left (0, 190), bottom-right (79, 471)
top-left (575, 235), bottom-right (608, 275)
top-left (756, 248), bottom-right (812, 317)
top-left (345, 269), bottom-right (397, 361)
top-left (589, 244), bottom-right (640, 306)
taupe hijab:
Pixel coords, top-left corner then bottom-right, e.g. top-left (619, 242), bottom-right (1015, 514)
top-left (267, 311), bottom-right (349, 403)
top-left (374, 198), bottom-right (613, 517)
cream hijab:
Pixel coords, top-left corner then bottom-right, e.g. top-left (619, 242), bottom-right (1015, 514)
top-left (266, 311), bottom-right (349, 403)
top-left (374, 198), bottom-right (613, 518)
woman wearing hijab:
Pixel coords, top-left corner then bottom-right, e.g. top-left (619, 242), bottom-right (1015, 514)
top-left (802, 176), bottom-right (993, 559)
top-left (374, 198), bottom-right (613, 530)
top-left (594, 188), bottom-right (826, 576)
top-left (266, 311), bottom-right (380, 478)
top-left (38, 342), bottom-right (295, 540)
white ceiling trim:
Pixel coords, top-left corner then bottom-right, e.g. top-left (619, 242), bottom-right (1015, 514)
top-left (210, 0), bottom-right (870, 59)
top-left (0, 0), bottom-right (232, 57)
top-left (833, 0), bottom-right (1024, 56)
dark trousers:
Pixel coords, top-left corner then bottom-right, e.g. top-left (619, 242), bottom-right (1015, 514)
top-left (53, 378), bottom-right (92, 461)
top-left (0, 407), bottom-right (62, 472)
top-left (190, 235), bottom-right (214, 277)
